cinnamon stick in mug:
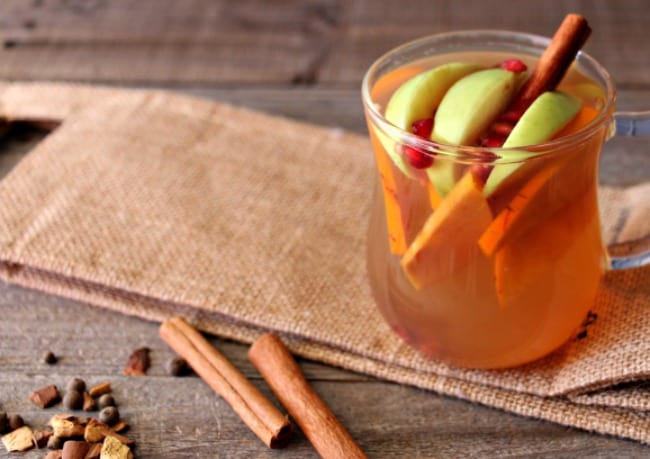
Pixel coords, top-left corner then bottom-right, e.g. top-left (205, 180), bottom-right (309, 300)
top-left (249, 333), bottom-right (367, 459)
top-left (159, 317), bottom-right (292, 448)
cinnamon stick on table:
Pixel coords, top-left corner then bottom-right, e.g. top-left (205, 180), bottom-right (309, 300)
top-left (159, 317), bottom-right (293, 448)
top-left (249, 333), bottom-right (367, 459)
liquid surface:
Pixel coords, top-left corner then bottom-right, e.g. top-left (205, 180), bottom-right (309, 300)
top-left (366, 51), bottom-right (607, 368)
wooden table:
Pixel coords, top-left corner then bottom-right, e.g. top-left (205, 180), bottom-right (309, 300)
top-left (1, 1), bottom-right (648, 457)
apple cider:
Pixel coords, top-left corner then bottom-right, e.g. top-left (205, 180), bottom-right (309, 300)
top-left (365, 50), bottom-right (610, 368)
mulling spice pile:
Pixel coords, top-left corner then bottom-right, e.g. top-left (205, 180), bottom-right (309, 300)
top-left (2, 346), bottom-right (192, 458)
top-left (1, 377), bottom-right (133, 458)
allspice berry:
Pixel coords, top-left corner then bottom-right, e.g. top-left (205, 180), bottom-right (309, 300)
top-left (99, 406), bottom-right (119, 426)
top-left (63, 390), bottom-right (83, 410)
top-left (43, 351), bottom-right (58, 365)
top-left (98, 394), bottom-right (116, 409)
top-left (67, 378), bottom-right (86, 393)
top-left (167, 356), bottom-right (191, 376)
top-left (8, 414), bottom-right (24, 431)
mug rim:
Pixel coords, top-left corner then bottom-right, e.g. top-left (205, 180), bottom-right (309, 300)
top-left (361, 29), bottom-right (617, 164)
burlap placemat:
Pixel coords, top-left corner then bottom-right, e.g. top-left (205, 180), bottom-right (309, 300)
top-left (0, 82), bottom-right (648, 443)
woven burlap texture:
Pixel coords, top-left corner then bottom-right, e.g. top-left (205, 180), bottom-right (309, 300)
top-left (0, 83), bottom-right (648, 443)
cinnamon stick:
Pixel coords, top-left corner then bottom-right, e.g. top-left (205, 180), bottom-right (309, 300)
top-left (248, 334), bottom-right (367, 459)
top-left (477, 14), bottom-right (591, 154)
top-left (159, 317), bottom-right (293, 449)
top-left (515, 13), bottom-right (591, 109)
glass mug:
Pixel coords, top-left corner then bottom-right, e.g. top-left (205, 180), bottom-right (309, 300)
top-left (361, 30), bottom-right (649, 369)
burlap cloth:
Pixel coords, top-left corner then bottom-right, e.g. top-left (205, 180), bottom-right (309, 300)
top-left (0, 82), bottom-right (648, 443)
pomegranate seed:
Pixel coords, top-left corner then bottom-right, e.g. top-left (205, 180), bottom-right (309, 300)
top-left (403, 145), bottom-right (434, 169)
top-left (501, 59), bottom-right (528, 73)
top-left (471, 164), bottom-right (493, 184)
top-left (481, 135), bottom-right (506, 148)
top-left (411, 117), bottom-right (434, 138)
top-left (492, 120), bottom-right (515, 136)
top-left (500, 108), bottom-right (526, 122)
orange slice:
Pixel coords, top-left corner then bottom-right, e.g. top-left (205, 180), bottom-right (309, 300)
top-left (401, 172), bottom-right (493, 289)
top-left (369, 127), bottom-right (431, 254)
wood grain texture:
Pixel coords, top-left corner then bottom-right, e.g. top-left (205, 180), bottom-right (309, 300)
top-left (1, 281), bottom-right (649, 459)
top-left (0, 0), bottom-right (648, 86)
top-left (0, 1), bottom-right (649, 457)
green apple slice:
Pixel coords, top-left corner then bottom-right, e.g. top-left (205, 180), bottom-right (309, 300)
top-left (425, 158), bottom-right (462, 197)
top-left (379, 62), bottom-right (482, 176)
top-left (483, 90), bottom-right (582, 196)
top-left (432, 68), bottom-right (517, 146)
top-left (385, 62), bottom-right (482, 130)
top-left (427, 68), bottom-right (517, 196)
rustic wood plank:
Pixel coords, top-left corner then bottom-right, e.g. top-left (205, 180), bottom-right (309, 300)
top-left (0, 0), bottom-right (648, 86)
top-left (0, 281), bottom-right (364, 382)
top-left (1, 281), bottom-right (649, 458)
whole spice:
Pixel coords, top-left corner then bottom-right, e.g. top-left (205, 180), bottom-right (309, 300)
top-left (67, 378), bottom-right (86, 393)
top-left (8, 413), bottom-right (24, 430)
top-left (63, 390), bottom-right (84, 410)
top-left (44, 351), bottom-right (58, 365)
top-left (88, 382), bottom-right (111, 398)
top-left (45, 451), bottom-right (63, 459)
top-left (167, 356), bottom-right (191, 376)
top-left (98, 407), bottom-right (119, 426)
top-left (249, 334), bottom-right (367, 459)
top-left (29, 384), bottom-right (61, 408)
top-left (479, 14), bottom-right (592, 149)
top-left (159, 316), bottom-right (293, 449)
top-left (516, 14), bottom-right (591, 107)
top-left (82, 392), bottom-right (97, 411)
top-left (98, 394), bottom-right (116, 409)
top-left (123, 347), bottom-right (151, 376)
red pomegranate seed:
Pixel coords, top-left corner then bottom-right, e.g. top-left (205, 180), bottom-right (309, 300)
top-left (501, 59), bottom-right (528, 73)
top-left (492, 120), bottom-right (515, 136)
top-left (471, 164), bottom-right (493, 184)
top-left (411, 117), bottom-right (434, 138)
top-left (481, 135), bottom-right (505, 148)
top-left (500, 108), bottom-right (526, 123)
top-left (403, 145), bottom-right (434, 169)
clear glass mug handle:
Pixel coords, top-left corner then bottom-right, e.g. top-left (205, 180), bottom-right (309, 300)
top-left (607, 110), bottom-right (650, 270)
